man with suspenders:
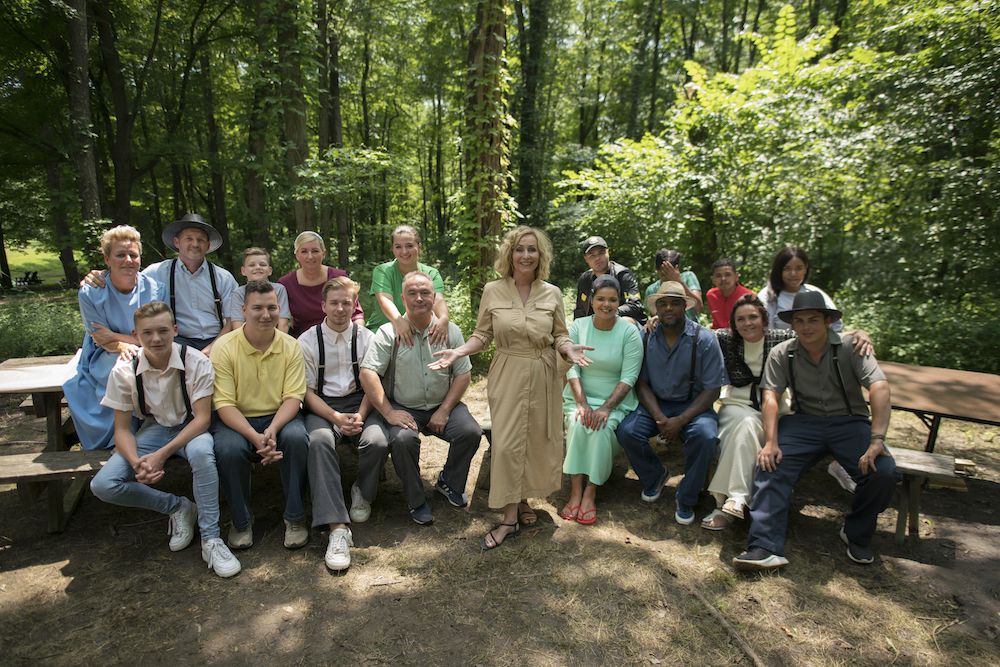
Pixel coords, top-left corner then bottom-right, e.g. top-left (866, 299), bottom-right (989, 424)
top-left (734, 291), bottom-right (897, 571)
top-left (615, 281), bottom-right (728, 526)
top-left (296, 277), bottom-right (377, 571)
top-left (90, 301), bottom-right (241, 578)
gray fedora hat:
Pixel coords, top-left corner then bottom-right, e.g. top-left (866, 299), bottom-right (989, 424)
top-left (777, 290), bottom-right (843, 323)
top-left (162, 213), bottom-right (223, 253)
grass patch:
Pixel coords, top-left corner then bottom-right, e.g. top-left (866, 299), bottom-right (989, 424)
top-left (4, 242), bottom-right (80, 285)
top-left (0, 292), bottom-right (83, 361)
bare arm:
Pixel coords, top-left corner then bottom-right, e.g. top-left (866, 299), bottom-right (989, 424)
top-left (859, 380), bottom-right (891, 474)
top-left (359, 367), bottom-right (417, 430)
top-left (757, 389), bottom-right (783, 472)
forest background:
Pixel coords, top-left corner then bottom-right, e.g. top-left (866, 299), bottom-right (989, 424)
top-left (0, 0), bottom-right (997, 372)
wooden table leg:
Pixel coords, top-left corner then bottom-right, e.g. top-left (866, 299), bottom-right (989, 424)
top-left (40, 392), bottom-right (70, 533)
top-left (925, 415), bottom-right (942, 453)
top-left (895, 479), bottom-right (909, 545)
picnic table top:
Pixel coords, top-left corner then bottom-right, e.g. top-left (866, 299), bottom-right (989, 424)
top-left (0, 353), bottom-right (78, 394)
top-left (880, 360), bottom-right (1000, 427)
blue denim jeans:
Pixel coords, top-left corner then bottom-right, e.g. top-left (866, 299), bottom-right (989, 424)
top-left (615, 399), bottom-right (719, 508)
top-left (212, 413), bottom-right (309, 530)
top-left (90, 421), bottom-right (220, 539)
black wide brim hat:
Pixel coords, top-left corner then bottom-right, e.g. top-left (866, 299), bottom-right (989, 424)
top-left (777, 290), bottom-right (843, 323)
top-left (162, 213), bottom-right (223, 253)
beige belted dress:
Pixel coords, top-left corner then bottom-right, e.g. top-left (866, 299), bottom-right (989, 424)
top-left (471, 278), bottom-right (571, 509)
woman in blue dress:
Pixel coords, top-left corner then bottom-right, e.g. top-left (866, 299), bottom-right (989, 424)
top-left (63, 225), bottom-right (163, 450)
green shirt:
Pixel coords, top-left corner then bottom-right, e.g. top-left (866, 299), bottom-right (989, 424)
top-left (360, 316), bottom-right (471, 410)
top-left (367, 260), bottom-right (446, 330)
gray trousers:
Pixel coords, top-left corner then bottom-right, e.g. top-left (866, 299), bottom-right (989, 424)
top-left (306, 393), bottom-right (371, 527)
top-left (364, 401), bottom-right (482, 510)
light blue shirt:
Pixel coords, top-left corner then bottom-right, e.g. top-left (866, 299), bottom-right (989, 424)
top-left (144, 259), bottom-right (238, 340)
top-left (639, 318), bottom-right (728, 403)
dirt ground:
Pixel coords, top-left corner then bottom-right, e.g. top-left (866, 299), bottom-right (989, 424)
top-left (1, 379), bottom-right (997, 666)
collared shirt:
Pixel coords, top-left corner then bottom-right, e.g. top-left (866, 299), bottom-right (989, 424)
top-left (144, 259), bottom-right (238, 339)
top-left (210, 327), bottom-right (306, 417)
top-left (366, 260), bottom-right (446, 330)
top-left (639, 318), bottom-right (728, 403)
top-left (101, 342), bottom-right (215, 426)
top-left (298, 320), bottom-right (374, 397)
top-left (361, 316), bottom-right (472, 411)
top-left (761, 331), bottom-right (886, 417)
top-left (224, 282), bottom-right (291, 322)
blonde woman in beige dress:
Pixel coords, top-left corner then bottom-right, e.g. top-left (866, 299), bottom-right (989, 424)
top-left (430, 226), bottom-right (592, 550)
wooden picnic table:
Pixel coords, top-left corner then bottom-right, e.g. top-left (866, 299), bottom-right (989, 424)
top-left (0, 353), bottom-right (92, 532)
top-left (880, 361), bottom-right (1000, 452)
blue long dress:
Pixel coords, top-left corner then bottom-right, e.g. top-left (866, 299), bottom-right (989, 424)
top-left (63, 273), bottom-right (163, 450)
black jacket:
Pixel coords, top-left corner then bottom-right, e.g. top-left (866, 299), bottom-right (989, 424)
top-left (573, 261), bottom-right (646, 323)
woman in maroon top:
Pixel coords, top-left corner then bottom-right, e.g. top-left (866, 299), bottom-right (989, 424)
top-left (278, 231), bottom-right (364, 337)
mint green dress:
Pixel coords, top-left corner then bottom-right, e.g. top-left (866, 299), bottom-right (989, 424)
top-left (562, 316), bottom-right (643, 484)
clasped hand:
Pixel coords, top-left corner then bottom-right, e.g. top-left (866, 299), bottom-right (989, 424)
top-left (255, 429), bottom-right (283, 465)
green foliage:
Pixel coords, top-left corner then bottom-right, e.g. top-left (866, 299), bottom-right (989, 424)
top-left (0, 294), bottom-right (83, 361)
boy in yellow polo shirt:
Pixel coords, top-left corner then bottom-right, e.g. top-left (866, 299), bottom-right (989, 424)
top-left (210, 281), bottom-right (308, 551)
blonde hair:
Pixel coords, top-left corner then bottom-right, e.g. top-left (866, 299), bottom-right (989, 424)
top-left (100, 225), bottom-right (142, 258)
top-left (293, 231), bottom-right (326, 253)
top-left (133, 300), bottom-right (173, 325)
top-left (494, 225), bottom-right (552, 281)
top-left (322, 276), bottom-right (360, 300)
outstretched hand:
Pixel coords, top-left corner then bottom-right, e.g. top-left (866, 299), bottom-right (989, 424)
top-left (428, 348), bottom-right (462, 371)
top-left (564, 343), bottom-right (594, 367)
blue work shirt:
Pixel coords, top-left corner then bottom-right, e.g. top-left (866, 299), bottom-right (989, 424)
top-left (639, 318), bottom-right (728, 403)
top-left (144, 259), bottom-right (238, 340)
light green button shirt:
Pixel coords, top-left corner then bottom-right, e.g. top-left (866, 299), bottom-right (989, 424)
top-left (360, 316), bottom-right (472, 410)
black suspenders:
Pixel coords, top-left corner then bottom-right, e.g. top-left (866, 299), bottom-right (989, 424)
top-left (133, 345), bottom-right (192, 423)
top-left (169, 259), bottom-right (224, 330)
top-left (787, 344), bottom-right (855, 415)
top-left (314, 322), bottom-right (359, 398)
top-left (686, 334), bottom-right (698, 402)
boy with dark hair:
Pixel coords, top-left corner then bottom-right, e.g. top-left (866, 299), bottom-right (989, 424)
top-left (705, 258), bottom-right (754, 329)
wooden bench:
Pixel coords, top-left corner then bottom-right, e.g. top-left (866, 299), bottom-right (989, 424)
top-left (890, 446), bottom-right (967, 544)
top-left (0, 450), bottom-right (111, 531)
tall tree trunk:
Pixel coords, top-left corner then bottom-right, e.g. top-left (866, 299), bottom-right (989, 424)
top-left (94, 0), bottom-right (134, 225)
top-left (199, 52), bottom-right (233, 271)
top-left (246, 0), bottom-right (270, 249)
top-left (625, 1), bottom-right (652, 140)
top-left (314, 0), bottom-right (333, 244)
top-left (42, 124), bottom-right (80, 286)
top-left (277, 0), bottom-right (312, 233)
top-left (513, 0), bottom-right (549, 224)
top-left (464, 0), bottom-right (511, 310)
top-left (66, 0), bottom-right (102, 224)
top-left (830, 0), bottom-right (849, 52)
top-left (732, 0), bottom-right (751, 71)
top-left (747, 0), bottom-right (766, 66)
top-left (0, 221), bottom-right (13, 290)
top-left (720, 0), bottom-right (732, 72)
top-left (647, 0), bottom-right (663, 130)
top-left (329, 28), bottom-right (350, 267)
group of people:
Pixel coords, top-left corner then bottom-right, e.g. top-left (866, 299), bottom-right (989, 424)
top-left (62, 216), bottom-right (898, 579)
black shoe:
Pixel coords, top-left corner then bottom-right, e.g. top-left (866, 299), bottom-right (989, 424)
top-left (840, 527), bottom-right (875, 564)
top-left (435, 473), bottom-right (469, 508)
top-left (409, 502), bottom-right (434, 525)
top-left (732, 547), bottom-right (789, 571)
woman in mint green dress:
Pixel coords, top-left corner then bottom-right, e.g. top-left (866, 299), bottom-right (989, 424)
top-left (561, 275), bottom-right (643, 525)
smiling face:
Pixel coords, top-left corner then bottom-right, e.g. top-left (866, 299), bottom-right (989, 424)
top-left (591, 286), bottom-right (620, 325)
top-left (134, 311), bottom-right (177, 360)
top-left (401, 274), bottom-right (436, 321)
top-left (243, 290), bottom-right (280, 334)
top-left (392, 231), bottom-right (420, 270)
top-left (322, 287), bottom-right (355, 331)
top-left (105, 240), bottom-right (141, 281)
top-left (241, 254), bottom-right (273, 282)
top-left (512, 233), bottom-right (540, 279)
top-left (295, 240), bottom-right (326, 270)
top-left (733, 303), bottom-right (765, 343)
top-left (781, 257), bottom-right (808, 293)
top-left (173, 228), bottom-right (210, 266)
top-left (712, 265), bottom-right (738, 296)
top-left (791, 310), bottom-right (834, 347)
top-left (655, 295), bottom-right (688, 329)
top-left (584, 245), bottom-right (610, 275)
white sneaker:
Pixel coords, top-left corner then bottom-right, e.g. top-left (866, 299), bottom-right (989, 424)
top-left (827, 461), bottom-right (857, 493)
top-left (349, 483), bottom-right (371, 523)
top-left (284, 520), bottom-right (309, 549)
top-left (227, 521), bottom-right (254, 550)
top-left (325, 527), bottom-right (353, 571)
top-left (202, 538), bottom-right (242, 578)
top-left (167, 498), bottom-right (198, 552)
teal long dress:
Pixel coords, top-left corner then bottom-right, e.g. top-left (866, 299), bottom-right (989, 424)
top-left (562, 316), bottom-right (643, 484)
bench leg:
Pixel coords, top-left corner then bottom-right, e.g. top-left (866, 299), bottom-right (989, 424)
top-left (895, 481), bottom-right (909, 545)
top-left (46, 479), bottom-right (67, 533)
top-left (907, 476), bottom-right (922, 540)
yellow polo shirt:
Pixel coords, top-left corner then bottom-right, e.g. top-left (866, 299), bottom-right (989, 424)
top-left (210, 328), bottom-right (306, 417)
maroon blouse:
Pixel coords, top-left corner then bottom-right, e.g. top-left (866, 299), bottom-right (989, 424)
top-left (278, 267), bottom-right (364, 338)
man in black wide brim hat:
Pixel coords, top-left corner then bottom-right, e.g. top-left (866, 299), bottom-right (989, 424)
top-left (733, 290), bottom-right (898, 572)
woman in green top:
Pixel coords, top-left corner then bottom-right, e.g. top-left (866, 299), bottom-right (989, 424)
top-left (368, 225), bottom-right (450, 345)
top-left (560, 275), bottom-right (644, 525)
